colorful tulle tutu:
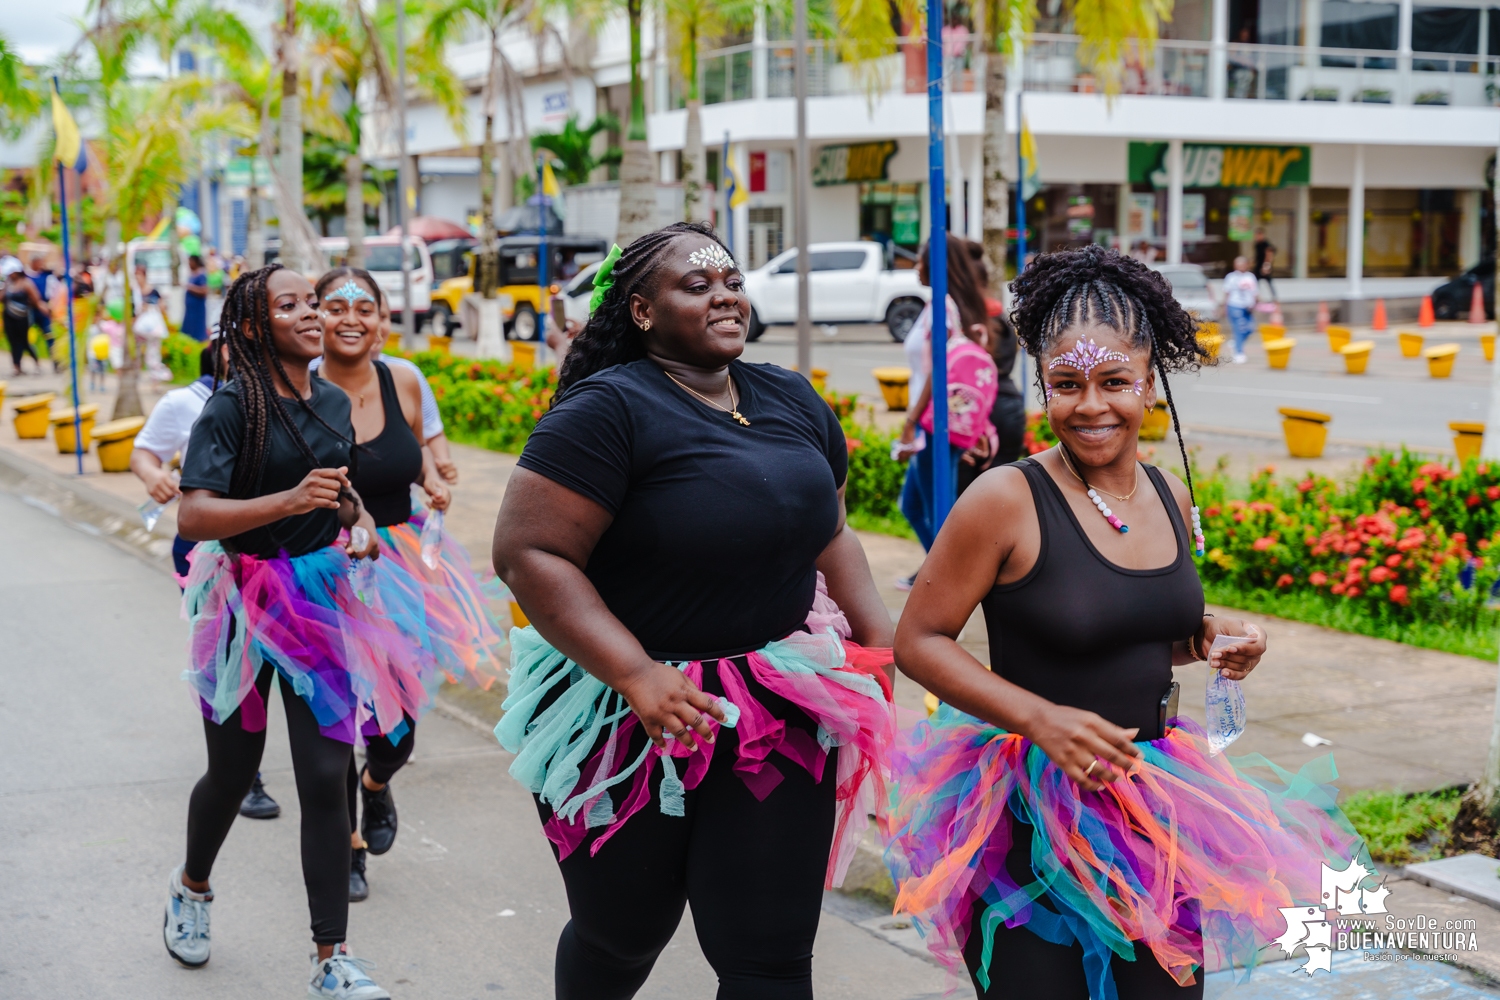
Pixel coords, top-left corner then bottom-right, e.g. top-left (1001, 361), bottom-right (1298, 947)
top-left (496, 578), bottom-right (896, 886)
top-left (884, 706), bottom-right (1366, 999)
top-left (181, 541), bottom-right (435, 744)
top-left (351, 510), bottom-right (506, 693)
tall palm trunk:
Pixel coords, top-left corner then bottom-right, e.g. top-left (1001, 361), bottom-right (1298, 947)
top-left (475, 35), bottom-right (500, 298)
top-left (247, 181), bottom-right (264, 267)
top-left (345, 153), bottom-right (365, 267)
top-left (616, 0), bottom-right (655, 245)
top-left (980, 47), bottom-right (1008, 299)
top-left (109, 218), bottom-right (143, 420)
top-left (682, 98), bottom-right (704, 223)
top-left (279, 0), bottom-right (305, 273)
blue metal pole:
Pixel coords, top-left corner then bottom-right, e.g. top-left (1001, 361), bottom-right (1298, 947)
top-left (57, 159), bottom-right (83, 475)
top-left (1015, 91), bottom-right (1027, 277)
top-left (537, 156), bottom-right (548, 341)
top-left (926, 0), bottom-right (952, 530)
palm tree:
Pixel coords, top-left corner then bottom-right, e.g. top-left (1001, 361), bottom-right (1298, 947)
top-left (424, 0), bottom-right (533, 297)
top-left (530, 113), bottom-right (621, 186)
top-left (0, 34), bottom-right (44, 140)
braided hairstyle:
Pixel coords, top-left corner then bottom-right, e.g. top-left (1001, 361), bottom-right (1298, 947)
top-left (556, 221), bottom-right (731, 397)
top-left (1009, 244), bottom-right (1207, 549)
top-left (216, 263), bottom-right (353, 500)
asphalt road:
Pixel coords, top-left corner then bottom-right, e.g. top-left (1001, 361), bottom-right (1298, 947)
top-left (743, 323), bottom-right (1496, 452)
top-left (0, 491), bottom-right (955, 1000)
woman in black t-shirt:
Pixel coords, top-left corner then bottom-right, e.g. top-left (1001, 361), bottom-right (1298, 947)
top-left (492, 222), bottom-right (897, 999)
top-left (163, 264), bottom-right (419, 1000)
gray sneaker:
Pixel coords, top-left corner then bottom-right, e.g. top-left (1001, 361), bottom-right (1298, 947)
top-left (308, 944), bottom-right (391, 999)
top-left (163, 864), bottom-right (212, 968)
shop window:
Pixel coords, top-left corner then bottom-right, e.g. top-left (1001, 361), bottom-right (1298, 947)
top-left (1412, 7), bottom-right (1479, 70)
top-left (747, 207), bottom-right (784, 270)
top-left (1320, 1), bottom-right (1397, 66)
top-left (1228, 0), bottom-right (1303, 45)
top-left (859, 182), bottom-right (923, 254)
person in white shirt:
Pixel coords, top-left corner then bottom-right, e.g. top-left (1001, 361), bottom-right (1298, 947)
top-left (1222, 256), bottom-right (1260, 363)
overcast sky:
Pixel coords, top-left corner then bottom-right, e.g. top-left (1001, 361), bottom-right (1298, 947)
top-left (4, 0), bottom-right (275, 66)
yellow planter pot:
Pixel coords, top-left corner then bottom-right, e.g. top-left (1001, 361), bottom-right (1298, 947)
top-left (872, 366), bottom-right (911, 411)
top-left (1139, 402), bottom-right (1171, 441)
top-left (1424, 343), bottom-right (1460, 378)
top-left (1450, 421), bottom-right (1485, 464)
top-left (0, 380), bottom-right (8, 409)
top-left (1327, 325), bottom-right (1352, 353)
top-left (1197, 333), bottom-right (1224, 361)
top-left (1263, 337), bottom-right (1296, 370)
top-left (428, 335), bottom-right (452, 356)
top-left (93, 417), bottom-right (146, 472)
top-left (1340, 340), bottom-right (1375, 374)
top-left (1279, 407), bottom-right (1332, 459)
top-left (11, 392), bottom-right (57, 439)
top-left (51, 404), bottom-right (101, 454)
top-left (511, 341), bottom-right (537, 369)
top-left (1397, 331), bottom-right (1424, 358)
top-left (1483, 333), bottom-right (1496, 362)
top-left (810, 367), bottom-right (829, 394)
top-left (1259, 323), bottom-right (1286, 343)
top-left (509, 600), bottom-right (530, 628)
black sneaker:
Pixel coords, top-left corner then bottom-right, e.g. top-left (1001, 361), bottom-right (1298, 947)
top-left (360, 770), bottom-right (398, 855)
top-left (349, 848), bottom-right (369, 903)
top-left (239, 774), bottom-right (281, 819)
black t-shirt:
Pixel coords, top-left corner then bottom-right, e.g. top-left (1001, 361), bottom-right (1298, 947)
top-left (180, 377), bottom-right (355, 558)
top-left (517, 358), bottom-right (848, 661)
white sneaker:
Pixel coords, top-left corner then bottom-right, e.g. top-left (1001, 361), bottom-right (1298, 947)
top-left (1233, 352), bottom-right (1247, 364)
top-left (308, 944), bottom-right (391, 999)
top-left (163, 864), bottom-right (212, 968)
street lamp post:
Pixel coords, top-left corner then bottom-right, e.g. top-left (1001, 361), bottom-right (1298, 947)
top-left (793, 0), bottom-right (811, 382)
top-left (396, 0), bottom-right (414, 350)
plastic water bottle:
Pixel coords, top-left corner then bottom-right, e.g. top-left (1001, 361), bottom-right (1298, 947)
top-left (1205, 634), bottom-right (1247, 756)
top-left (348, 526), bottom-right (377, 606)
top-left (138, 471), bottom-right (181, 531)
top-left (419, 509), bottom-right (444, 570)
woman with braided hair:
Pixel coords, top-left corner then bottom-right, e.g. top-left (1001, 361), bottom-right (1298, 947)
top-left (883, 246), bottom-right (1363, 999)
top-left (492, 221), bottom-right (896, 998)
top-left (163, 263), bottom-right (420, 1000)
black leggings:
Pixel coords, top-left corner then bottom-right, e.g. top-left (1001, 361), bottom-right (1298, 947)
top-left (346, 721), bottom-right (416, 833)
top-left (962, 817), bottom-right (1203, 1000)
top-left (184, 665), bottom-right (353, 944)
top-left (540, 661), bottom-right (837, 1000)
top-left (5, 314), bottom-right (37, 369)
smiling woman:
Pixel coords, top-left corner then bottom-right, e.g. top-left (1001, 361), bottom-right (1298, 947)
top-left (491, 221), bottom-right (898, 999)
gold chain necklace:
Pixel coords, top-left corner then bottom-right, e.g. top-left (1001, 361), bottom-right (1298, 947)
top-left (1058, 445), bottom-right (1139, 502)
top-left (663, 370), bottom-right (751, 426)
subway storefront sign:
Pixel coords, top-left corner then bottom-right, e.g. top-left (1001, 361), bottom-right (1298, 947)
top-left (1128, 143), bottom-right (1310, 189)
top-left (813, 142), bottom-right (898, 186)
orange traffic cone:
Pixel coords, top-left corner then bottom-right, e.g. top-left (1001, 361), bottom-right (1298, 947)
top-left (1419, 295), bottom-right (1436, 328)
top-left (1470, 281), bottom-right (1487, 324)
top-left (1372, 298), bottom-right (1387, 331)
top-left (1316, 301), bottom-right (1330, 333)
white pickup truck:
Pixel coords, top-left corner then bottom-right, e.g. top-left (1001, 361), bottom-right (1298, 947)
top-left (742, 242), bottom-right (929, 342)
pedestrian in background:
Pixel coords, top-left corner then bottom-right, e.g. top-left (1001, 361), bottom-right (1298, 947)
top-left (1253, 227), bottom-right (1277, 302)
top-left (4, 268), bottom-right (45, 375)
top-left (181, 254), bottom-right (209, 342)
top-left (964, 240), bottom-right (1026, 476)
top-left (492, 222), bottom-right (895, 1000)
top-left (1223, 255), bottom-right (1259, 364)
top-left (24, 255), bottom-right (56, 368)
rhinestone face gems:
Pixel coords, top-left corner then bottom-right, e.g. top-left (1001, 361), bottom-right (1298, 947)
top-left (1048, 337), bottom-right (1131, 379)
top-left (326, 280), bottom-right (375, 304)
top-left (1132, 378), bottom-right (1144, 396)
top-left (686, 244), bottom-right (734, 272)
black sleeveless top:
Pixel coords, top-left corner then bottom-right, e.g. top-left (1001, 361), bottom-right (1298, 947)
top-left (981, 458), bottom-right (1204, 741)
top-left (348, 361), bottom-right (424, 528)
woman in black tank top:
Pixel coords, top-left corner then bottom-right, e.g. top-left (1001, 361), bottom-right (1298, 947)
top-left (315, 267), bottom-right (506, 903)
top-left (883, 248), bottom-right (1366, 1000)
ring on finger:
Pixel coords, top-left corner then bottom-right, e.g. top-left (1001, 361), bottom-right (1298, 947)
top-left (1083, 759), bottom-right (1099, 778)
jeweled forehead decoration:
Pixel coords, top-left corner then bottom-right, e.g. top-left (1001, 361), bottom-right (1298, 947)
top-left (1047, 337), bottom-right (1130, 378)
top-left (686, 244), bottom-right (734, 271)
top-left (325, 279), bottom-right (375, 304)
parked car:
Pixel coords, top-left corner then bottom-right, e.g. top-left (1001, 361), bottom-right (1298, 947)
top-left (427, 236), bottom-right (608, 340)
top-left (1148, 262), bottom-right (1218, 320)
top-left (742, 242), bottom-right (929, 342)
top-left (559, 260), bottom-right (603, 329)
top-left (1432, 259), bottom-right (1495, 321)
top-left (425, 237), bottom-right (479, 336)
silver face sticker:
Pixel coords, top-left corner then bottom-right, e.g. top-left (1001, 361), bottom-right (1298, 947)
top-left (686, 244), bottom-right (734, 271)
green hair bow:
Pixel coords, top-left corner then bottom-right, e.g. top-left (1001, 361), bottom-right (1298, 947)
top-left (588, 243), bottom-right (623, 315)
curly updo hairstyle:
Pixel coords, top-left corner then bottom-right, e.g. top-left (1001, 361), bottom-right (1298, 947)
top-left (556, 221), bottom-right (731, 398)
top-left (1009, 244), bottom-right (1204, 513)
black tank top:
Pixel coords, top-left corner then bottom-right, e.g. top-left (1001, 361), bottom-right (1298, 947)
top-left (980, 458), bottom-right (1204, 741)
top-left (348, 361), bottom-right (424, 527)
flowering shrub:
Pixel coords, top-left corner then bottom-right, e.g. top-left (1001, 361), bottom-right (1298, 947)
top-left (1197, 453), bottom-right (1500, 657)
top-left (1023, 410), bottom-right (1057, 454)
top-left (163, 333), bottom-right (205, 384)
top-left (405, 351), bottom-right (558, 453)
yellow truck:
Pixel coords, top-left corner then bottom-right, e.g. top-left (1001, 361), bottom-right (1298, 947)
top-left (428, 235), bottom-right (608, 340)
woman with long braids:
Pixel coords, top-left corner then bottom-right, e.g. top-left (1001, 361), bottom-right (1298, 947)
top-left (165, 263), bottom-right (424, 1000)
top-left (312, 266), bottom-right (505, 902)
top-left (492, 221), bottom-right (896, 998)
top-left (884, 246), bottom-right (1364, 999)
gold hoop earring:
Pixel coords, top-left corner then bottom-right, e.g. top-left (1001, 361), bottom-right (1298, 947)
top-left (639, 319), bottom-right (651, 332)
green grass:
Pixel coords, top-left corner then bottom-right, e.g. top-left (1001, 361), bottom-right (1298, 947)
top-left (847, 509), bottom-right (917, 541)
top-left (1202, 582), bottom-right (1499, 661)
top-left (1341, 788), bottom-right (1462, 863)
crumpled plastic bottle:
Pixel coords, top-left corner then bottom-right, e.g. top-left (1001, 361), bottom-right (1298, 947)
top-left (138, 470), bottom-right (182, 531)
top-left (1205, 634), bottom-right (1247, 755)
top-left (419, 509), bottom-right (444, 570)
top-left (348, 526), bottom-right (377, 606)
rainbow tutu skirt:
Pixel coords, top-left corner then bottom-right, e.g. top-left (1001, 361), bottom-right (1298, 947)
top-left (495, 581), bottom-right (896, 886)
top-left (181, 541), bottom-right (436, 745)
top-left (883, 705), bottom-right (1366, 999)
